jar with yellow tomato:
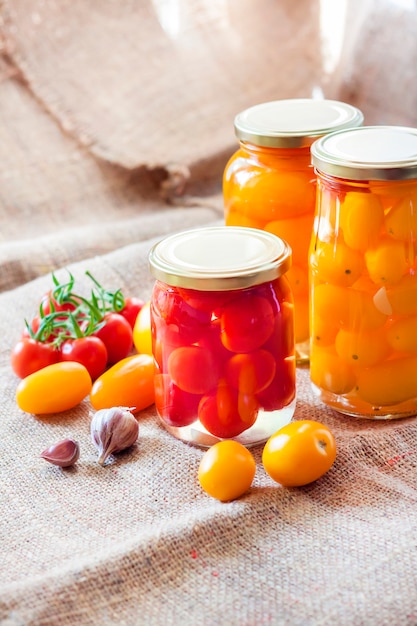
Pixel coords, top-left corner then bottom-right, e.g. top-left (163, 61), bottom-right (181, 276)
top-left (310, 126), bottom-right (417, 418)
top-left (223, 99), bottom-right (364, 363)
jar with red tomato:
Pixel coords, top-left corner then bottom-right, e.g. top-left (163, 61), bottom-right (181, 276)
top-left (310, 126), bottom-right (417, 418)
top-left (148, 226), bottom-right (296, 447)
top-left (223, 99), bottom-right (364, 363)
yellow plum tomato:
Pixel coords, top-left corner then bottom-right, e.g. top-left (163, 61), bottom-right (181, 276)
top-left (198, 440), bottom-right (256, 502)
top-left (90, 353), bottom-right (155, 411)
top-left (262, 420), bottom-right (337, 487)
top-left (16, 361), bottom-right (92, 415)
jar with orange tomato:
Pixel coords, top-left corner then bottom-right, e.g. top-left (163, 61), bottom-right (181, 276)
top-left (148, 226), bottom-right (296, 447)
top-left (310, 126), bottom-right (417, 418)
top-left (223, 99), bottom-right (364, 362)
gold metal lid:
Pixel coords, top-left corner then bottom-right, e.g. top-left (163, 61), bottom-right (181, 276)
top-left (234, 99), bottom-right (364, 148)
top-left (311, 125), bottom-right (417, 181)
top-left (149, 226), bottom-right (292, 291)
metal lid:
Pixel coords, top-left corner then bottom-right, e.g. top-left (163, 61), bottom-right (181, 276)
top-left (234, 99), bottom-right (364, 148)
top-left (311, 125), bottom-right (417, 181)
top-left (148, 226), bottom-right (292, 291)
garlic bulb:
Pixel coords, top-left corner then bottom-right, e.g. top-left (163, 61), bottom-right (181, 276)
top-left (91, 407), bottom-right (139, 466)
top-left (40, 439), bottom-right (80, 467)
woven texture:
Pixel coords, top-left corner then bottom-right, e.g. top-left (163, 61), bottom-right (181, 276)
top-left (1, 1), bottom-right (417, 624)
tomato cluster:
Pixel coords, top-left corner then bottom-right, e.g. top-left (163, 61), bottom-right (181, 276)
top-left (11, 271), bottom-right (145, 381)
top-left (152, 278), bottom-right (296, 438)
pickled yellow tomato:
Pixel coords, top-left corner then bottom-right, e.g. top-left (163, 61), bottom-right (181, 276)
top-left (312, 283), bottom-right (387, 331)
top-left (310, 315), bottom-right (338, 348)
top-left (293, 295), bottom-right (310, 344)
top-left (225, 209), bottom-right (265, 230)
top-left (386, 274), bottom-right (417, 316)
top-left (339, 191), bottom-right (384, 251)
top-left (286, 265), bottom-right (308, 297)
top-left (387, 316), bottom-right (417, 354)
top-left (356, 356), bottom-right (417, 406)
top-left (310, 346), bottom-right (356, 395)
top-left (365, 238), bottom-right (408, 286)
top-left (335, 328), bottom-right (391, 368)
top-left (265, 212), bottom-right (314, 265)
top-left (227, 169), bottom-right (314, 222)
top-left (385, 195), bottom-right (417, 241)
top-left (310, 238), bottom-right (364, 287)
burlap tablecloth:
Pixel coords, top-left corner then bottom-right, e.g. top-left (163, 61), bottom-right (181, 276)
top-left (1, 1), bottom-right (417, 624)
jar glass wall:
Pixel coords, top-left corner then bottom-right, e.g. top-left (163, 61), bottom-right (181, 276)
top-left (223, 99), bottom-right (364, 364)
top-left (310, 126), bottom-right (417, 419)
top-left (148, 226), bottom-right (296, 447)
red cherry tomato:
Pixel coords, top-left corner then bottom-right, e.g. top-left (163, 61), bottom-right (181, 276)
top-left (262, 420), bottom-right (337, 487)
top-left (167, 346), bottom-right (218, 395)
top-left (225, 349), bottom-right (276, 395)
top-left (94, 313), bottom-right (133, 364)
top-left (198, 381), bottom-right (258, 438)
top-left (220, 293), bottom-right (275, 353)
top-left (11, 338), bottom-right (60, 379)
top-left (60, 336), bottom-right (108, 380)
top-left (154, 373), bottom-right (200, 427)
top-left (120, 296), bottom-right (145, 329)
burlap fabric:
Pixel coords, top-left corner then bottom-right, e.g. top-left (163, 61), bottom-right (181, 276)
top-left (1, 1), bottom-right (417, 624)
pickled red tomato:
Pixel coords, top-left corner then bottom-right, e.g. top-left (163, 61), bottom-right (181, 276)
top-left (177, 288), bottom-right (233, 315)
top-left (310, 238), bottom-right (364, 287)
top-left (310, 346), bottom-right (356, 395)
top-left (256, 357), bottom-right (296, 411)
top-left (168, 346), bottom-right (218, 395)
top-left (154, 374), bottom-right (200, 427)
top-left (387, 316), bottom-right (417, 354)
top-left (196, 318), bottom-right (231, 367)
top-left (339, 191), bottom-right (384, 251)
top-left (265, 212), bottom-right (315, 265)
top-left (220, 292), bottom-right (275, 353)
top-left (262, 300), bottom-right (294, 359)
top-left (152, 282), bottom-right (211, 343)
top-left (335, 328), bottom-right (391, 368)
top-left (365, 238), bottom-right (408, 286)
top-left (225, 349), bottom-right (276, 395)
top-left (385, 195), bottom-right (417, 241)
top-left (356, 355), bottom-right (417, 406)
top-left (198, 381), bottom-right (258, 439)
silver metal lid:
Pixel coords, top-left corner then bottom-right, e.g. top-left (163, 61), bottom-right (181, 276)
top-left (149, 226), bottom-right (292, 291)
top-left (311, 125), bottom-right (417, 181)
top-left (234, 99), bottom-right (364, 148)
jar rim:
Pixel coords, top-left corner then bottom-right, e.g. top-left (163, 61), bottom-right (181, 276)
top-left (148, 226), bottom-right (292, 291)
top-left (234, 99), bottom-right (364, 148)
top-left (311, 125), bottom-right (417, 180)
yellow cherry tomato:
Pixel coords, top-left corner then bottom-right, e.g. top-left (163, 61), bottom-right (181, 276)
top-left (90, 354), bottom-right (155, 411)
top-left (339, 191), bottom-right (384, 251)
top-left (133, 301), bottom-right (152, 355)
top-left (16, 361), bottom-right (92, 414)
top-left (198, 440), bottom-right (256, 502)
top-left (262, 420), bottom-right (337, 487)
top-left (356, 356), bottom-right (417, 406)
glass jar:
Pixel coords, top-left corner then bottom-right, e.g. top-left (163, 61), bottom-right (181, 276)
top-left (223, 99), bottom-right (364, 363)
top-left (310, 126), bottom-right (417, 419)
top-left (148, 226), bottom-right (296, 447)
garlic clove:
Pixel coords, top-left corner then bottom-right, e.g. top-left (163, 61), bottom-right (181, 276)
top-left (40, 439), bottom-right (80, 468)
top-left (91, 407), bottom-right (139, 466)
